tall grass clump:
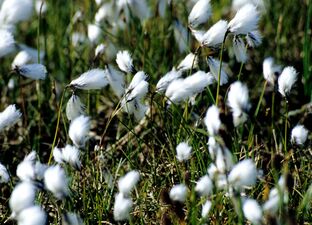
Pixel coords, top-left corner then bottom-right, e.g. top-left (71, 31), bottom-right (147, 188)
top-left (0, 0), bottom-right (311, 224)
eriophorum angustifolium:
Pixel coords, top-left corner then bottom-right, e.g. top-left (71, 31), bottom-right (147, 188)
top-left (0, 0), bottom-right (311, 224)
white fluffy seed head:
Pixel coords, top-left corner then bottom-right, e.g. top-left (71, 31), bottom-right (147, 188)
top-left (69, 69), bottom-right (108, 90)
top-left (291, 125), bottom-right (308, 146)
top-left (195, 175), bottom-right (213, 196)
top-left (263, 176), bottom-right (289, 215)
top-left (105, 64), bottom-right (125, 98)
top-left (87, 23), bottom-right (101, 44)
top-left (246, 30), bottom-right (262, 47)
top-left (233, 36), bottom-right (248, 63)
top-left (124, 99), bottom-right (148, 121)
top-left (207, 57), bottom-right (228, 85)
top-left (60, 145), bottom-right (81, 170)
top-left (201, 200), bottom-right (212, 218)
top-left (0, 0), bottom-right (33, 25)
top-left (164, 71), bottom-right (214, 104)
top-left (232, 0), bottom-right (265, 13)
top-left (202, 20), bottom-right (228, 48)
top-left (116, 50), bottom-right (134, 73)
top-left (0, 104), bottom-right (22, 132)
top-left (118, 170), bottom-right (140, 195)
top-left (158, 0), bottom-right (168, 18)
top-left (71, 32), bottom-right (86, 47)
top-left (173, 20), bottom-right (189, 53)
top-left (243, 198), bottom-right (263, 225)
top-left (12, 51), bottom-right (32, 68)
top-left (13, 44), bottom-right (45, 68)
top-left (17, 205), bottom-right (47, 225)
top-left (95, 0), bottom-right (104, 6)
top-left (114, 192), bottom-right (133, 221)
top-left (126, 71), bottom-right (147, 93)
top-left (188, 0), bottom-right (212, 28)
top-left (53, 147), bottom-right (63, 164)
top-left (227, 81), bottom-right (251, 126)
top-left (16, 152), bottom-right (36, 182)
top-left (34, 161), bottom-right (48, 180)
top-left (156, 69), bottom-right (182, 93)
top-left (207, 163), bottom-right (218, 179)
top-left (278, 66), bottom-right (298, 97)
top-left (184, 71), bottom-right (215, 94)
top-left (121, 72), bottom-right (148, 120)
top-left (228, 159), bottom-right (258, 189)
top-left (8, 78), bottom-right (15, 90)
top-left (66, 94), bottom-right (86, 121)
top-left (228, 4), bottom-right (260, 35)
top-left (44, 165), bottom-right (68, 199)
top-left (0, 29), bottom-right (15, 57)
top-left (69, 115), bottom-right (90, 148)
top-left (35, 0), bottom-right (48, 15)
top-left (165, 79), bottom-right (188, 104)
top-left (16, 150), bottom-right (47, 182)
top-left (176, 142), bottom-right (192, 162)
top-left (263, 57), bottom-right (281, 85)
top-left (95, 43), bottom-right (106, 57)
top-left (191, 29), bottom-right (205, 43)
top-left (95, 3), bottom-right (112, 23)
top-left (208, 136), bottom-right (220, 159)
top-left (124, 72), bottom-right (148, 102)
top-left (204, 105), bottom-right (221, 136)
top-left (169, 184), bottom-right (187, 203)
top-left (215, 147), bottom-right (234, 173)
top-left (177, 53), bottom-right (198, 71)
top-left (15, 64), bottom-right (47, 80)
top-left (263, 193), bottom-right (280, 215)
top-left (121, 71), bottom-right (148, 117)
top-left (0, 163), bottom-right (9, 183)
top-left (9, 182), bottom-right (36, 216)
top-left (121, 71), bottom-right (148, 121)
top-left (62, 146), bottom-right (81, 169)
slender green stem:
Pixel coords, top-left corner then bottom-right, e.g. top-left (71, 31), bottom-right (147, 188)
top-left (48, 89), bottom-right (66, 164)
top-left (36, 2), bottom-right (44, 152)
top-left (215, 32), bottom-right (228, 106)
top-left (178, 46), bottom-right (201, 137)
top-left (247, 80), bottom-right (267, 149)
top-left (207, 86), bottom-right (215, 104)
top-left (215, 45), bottom-right (224, 105)
top-left (37, 1), bottom-right (43, 64)
top-left (271, 91), bottom-right (275, 130)
top-left (99, 99), bottom-right (123, 147)
top-left (237, 44), bottom-right (248, 81)
top-left (254, 80), bottom-right (268, 117)
top-left (237, 62), bottom-right (244, 81)
top-left (190, 45), bottom-right (201, 74)
top-left (284, 99), bottom-right (288, 153)
top-left (236, 196), bottom-right (244, 225)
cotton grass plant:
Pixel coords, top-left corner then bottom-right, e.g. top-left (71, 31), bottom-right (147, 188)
top-left (0, 0), bottom-right (311, 224)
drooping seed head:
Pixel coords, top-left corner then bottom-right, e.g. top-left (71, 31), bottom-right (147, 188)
top-left (291, 125), bottom-right (308, 146)
top-left (118, 170), bottom-right (140, 196)
top-left (188, 0), bottom-right (212, 28)
top-left (113, 192), bottom-right (133, 221)
top-left (278, 66), bottom-right (298, 97)
top-left (176, 142), bottom-right (192, 162)
top-left (0, 104), bottom-right (22, 132)
top-left (69, 115), bottom-right (91, 148)
top-left (15, 64), bottom-right (47, 80)
top-left (228, 4), bottom-right (260, 35)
